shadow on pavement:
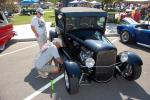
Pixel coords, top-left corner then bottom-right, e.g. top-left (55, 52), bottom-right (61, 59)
top-left (24, 68), bottom-right (50, 91)
top-left (0, 40), bottom-right (17, 53)
top-left (24, 68), bottom-right (150, 100)
top-left (119, 40), bottom-right (150, 53)
top-left (24, 68), bottom-right (63, 92)
top-left (53, 78), bottom-right (150, 100)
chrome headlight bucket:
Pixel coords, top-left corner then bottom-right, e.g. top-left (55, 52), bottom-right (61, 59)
top-left (85, 58), bottom-right (95, 68)
top-left (120, 53), bottom-right (128, 62)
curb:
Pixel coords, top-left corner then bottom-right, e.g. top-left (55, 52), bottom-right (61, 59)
top-left (12, 38), bottom-right (37, 42)
top-left (105, 34), bottom-right (119, 37)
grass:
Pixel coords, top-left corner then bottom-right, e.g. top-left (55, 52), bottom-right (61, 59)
top-left (11, 11), bottom-right (55, 25)
top-left (44, 8), bottom-right (54, 12)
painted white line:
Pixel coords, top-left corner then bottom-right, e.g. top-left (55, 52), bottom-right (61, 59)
top-left (24, 74), bottom-right (64, 100)
top-left (0, 44), bottom-right (37, 58)
top-left (112, 38), bottom-right (118, 43)
top-left (24, 38), bottom-right (118, 100)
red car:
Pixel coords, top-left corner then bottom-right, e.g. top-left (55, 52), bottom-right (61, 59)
top-left (0, 11), bottom-right (15, 51)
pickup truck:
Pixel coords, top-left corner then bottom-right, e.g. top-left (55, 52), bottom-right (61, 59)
top-left (0, 11), bottom-right (15, 51)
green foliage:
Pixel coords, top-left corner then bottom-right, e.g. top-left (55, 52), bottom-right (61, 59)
top-left (50, 0), bottom-right (60, 4)
top-left (11, 11), bottom-right (55, 25)
top-left (50, 21), bottom-right (56, 27)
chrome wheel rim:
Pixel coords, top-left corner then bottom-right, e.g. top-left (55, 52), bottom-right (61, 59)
top-left (123, 64), bottom-right (133, 77)
top-left (64, 71), bottom-right (69, 89)
top-left (121, 32), bottom-right (129, 43)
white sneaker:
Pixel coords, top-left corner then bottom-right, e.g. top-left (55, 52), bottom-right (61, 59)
top-left (37, 71), bottom-right (48, 78)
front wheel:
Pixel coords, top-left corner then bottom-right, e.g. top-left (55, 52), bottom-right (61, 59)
top-left (120, 31), bottom-right (133, 43)
top-left (64, 70), bottom-right (79, 94)
top-left (0, 43), bottom-right (6, 51)
top-left (122, 64), bottom-right (142, 81)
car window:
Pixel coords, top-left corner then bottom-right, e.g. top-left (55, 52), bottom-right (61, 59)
top-left (0, 12), bottom-right (8, 26)
top-left (94, 31), bottom-right (112, 44)
top-left (97, 17), bottom-right (105, 28)
top-left (120, 20), bottom-right (129, 25)
top-left (66, 16), bottom-right (106, 31)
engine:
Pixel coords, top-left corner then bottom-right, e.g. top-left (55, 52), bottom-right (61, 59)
top-left (79, 47), bottom-right (95, 68)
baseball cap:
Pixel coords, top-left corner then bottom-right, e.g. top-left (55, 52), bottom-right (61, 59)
top-left (36, 8), bottom-right (44, 15)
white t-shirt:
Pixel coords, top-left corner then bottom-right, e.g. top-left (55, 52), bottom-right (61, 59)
top-left (31, 16), bottom-right (46, 36)
top-left (35, 42), bottom-right (60, 69)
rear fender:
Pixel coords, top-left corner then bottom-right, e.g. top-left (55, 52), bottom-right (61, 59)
top-left (64, 61), bottom-right (81, 78)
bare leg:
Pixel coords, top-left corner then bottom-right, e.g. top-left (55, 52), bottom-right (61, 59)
top-left (38, 64), bottom-right (60, 74)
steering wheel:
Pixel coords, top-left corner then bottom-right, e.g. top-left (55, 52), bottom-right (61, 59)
top-left (67, 24), bottom-right (74, 30)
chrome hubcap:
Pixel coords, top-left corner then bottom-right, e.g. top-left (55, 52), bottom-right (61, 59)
top-left (122, 32), bottom-right (129, 42)
top-left (64, 71), bottom-right (69, 88)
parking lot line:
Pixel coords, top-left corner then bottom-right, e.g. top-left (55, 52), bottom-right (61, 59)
top-left (112, 38), bottom-right (118, 43)
top-left (24, 38), bottom-right (119, 100)
top-left (0, 44), bottom-right (37, 58)
top-left (24, 74), bottom-right (64, 100)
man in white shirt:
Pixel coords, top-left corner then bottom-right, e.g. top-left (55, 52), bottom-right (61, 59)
top-left (34, 38), bottom-right (64, 78)
top-left (31, 8), bottom-right (47, 49)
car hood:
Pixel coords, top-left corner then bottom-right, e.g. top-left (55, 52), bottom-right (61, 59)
top-left (83, 39), bottom-right (116, 52)
top-left (122, 17), bottom-right (139, 25)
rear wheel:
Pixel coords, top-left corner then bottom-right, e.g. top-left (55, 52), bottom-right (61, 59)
top-left (64, 70), bottom-right (79, 94)
top-left (122, 64), bottom-right (142, 81)
top-left (120, 31), bottom-right (133, 43)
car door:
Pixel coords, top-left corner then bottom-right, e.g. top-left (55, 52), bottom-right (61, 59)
top-left (63, 34), bottom-right (78, 59)
top-left (135, 27), bottom-right (150, 45)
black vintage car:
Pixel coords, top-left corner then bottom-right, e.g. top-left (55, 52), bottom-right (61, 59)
top-left (49, 7), bottom-right (143, 94)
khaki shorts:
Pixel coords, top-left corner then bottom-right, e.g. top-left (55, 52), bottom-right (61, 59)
top-left (37, 34), bottom-right (47, 48)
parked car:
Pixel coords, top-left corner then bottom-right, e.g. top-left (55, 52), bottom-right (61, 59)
top-left (20, 9), bottom-right (31, 16)
top-left (50, 7), bottom-right (143, 94)
top-left (0, 11), bottom-right (15, 51)
top-left (117, 17), bottom-right (150, 47)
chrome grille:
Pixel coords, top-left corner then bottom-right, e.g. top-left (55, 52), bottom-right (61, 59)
top-left (96, 50), bottom-right (117, 66)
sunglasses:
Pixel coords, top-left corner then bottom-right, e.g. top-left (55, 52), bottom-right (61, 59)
top-left (37, 12), bottom-right (43, 15)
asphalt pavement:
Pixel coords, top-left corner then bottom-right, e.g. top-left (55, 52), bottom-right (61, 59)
top-left (0, 37), bottom-right (150, 100)
top-left (1, 22), bottom-right (150, 100)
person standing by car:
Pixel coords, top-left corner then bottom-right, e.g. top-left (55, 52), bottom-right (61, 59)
top-left (131, 7), bottom-right (141, 23)
top-left (34, 38), bottom-right (64, 78)
top-left (31, 8), bottom-right (47, 49)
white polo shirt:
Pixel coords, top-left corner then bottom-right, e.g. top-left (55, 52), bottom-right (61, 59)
top-left (31, 16), bottom-right (46, 36)
top-left (35, 42), bottom-right (60, 69)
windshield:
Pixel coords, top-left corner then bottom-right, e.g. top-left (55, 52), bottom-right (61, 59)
top-left (66, 16), bottom-right (106, 31)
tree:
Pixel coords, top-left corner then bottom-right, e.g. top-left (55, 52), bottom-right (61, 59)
top-left (0, 0), bottom-right (18, 13)
top-left (90, 0), bottom-right (123, 10)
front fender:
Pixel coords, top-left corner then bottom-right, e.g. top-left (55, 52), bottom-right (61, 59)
top-left (119, 51), bottom-right (143, 66)
top-left (64, 61), bottom-right (81, 78)
top-left (122, 27), bottom-right (136, 39)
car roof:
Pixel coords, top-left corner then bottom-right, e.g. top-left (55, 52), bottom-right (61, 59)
top-left (59, 7), bottom-right (107, 17)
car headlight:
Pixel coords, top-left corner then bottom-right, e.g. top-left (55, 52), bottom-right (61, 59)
top-left (120, 53), bottom-right (128, 62)
top-left (85, 58), bottom-right (95, 68)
